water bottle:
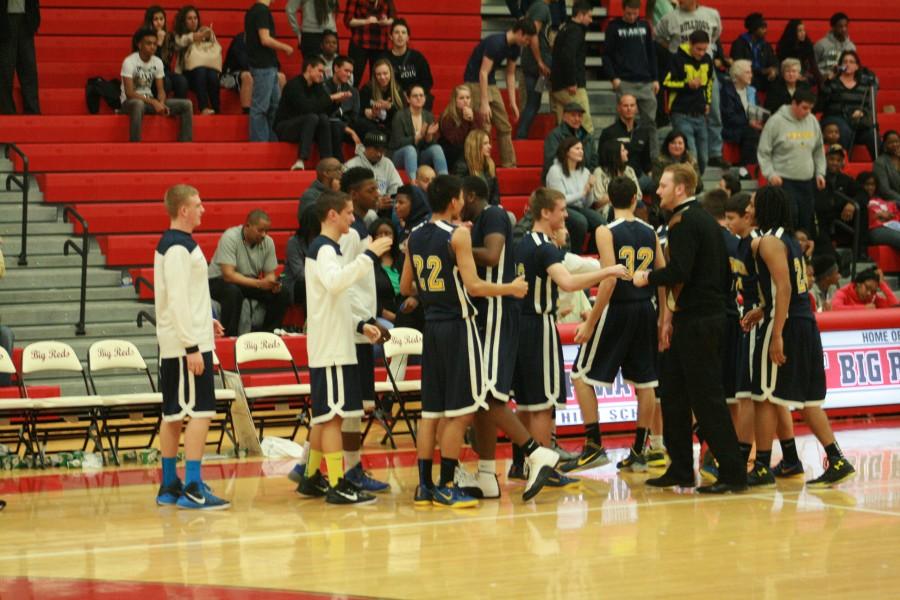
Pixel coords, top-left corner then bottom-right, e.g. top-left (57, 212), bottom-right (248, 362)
top-left (120, 270), bottom-right (133, 287)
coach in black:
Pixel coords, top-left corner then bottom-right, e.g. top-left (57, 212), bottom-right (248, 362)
top-left (633, 163), bottom-right (747, 494)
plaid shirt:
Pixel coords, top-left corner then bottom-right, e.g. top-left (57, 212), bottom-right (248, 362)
top-left (344, 0), bottom-right (394, 50)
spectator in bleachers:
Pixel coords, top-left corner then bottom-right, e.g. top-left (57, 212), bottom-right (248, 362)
top-left (283, 203), bottom-right (320, 316)
top-left (0, 0), bottom-right (40, 114)
top-left (592, 139), bottom-right (643, 221)
top-left (862, 170), bottom-right (900, 251)
top-left (515, 0), bottom-right (553, 140)
top-left (221, 32), bottom-right (287, 114)
top-left (246, 0), bottom-right (294, 142)
top-left (603, 0), bottom-right (658, 156)
top-left (414, 165), bottom-right (435, 191)
top-left (545, 136), bottom-right (601, 251)
top-left (832, 268), bottom-right (899, 310)
top-left (815, 144), bottom-right (860, 255)
top-left (652, 130), bottom-right (701, 191)
top-left (357, 58), bottom-right (403, 140)
top-left (817, 50), bottom-right (878, 160)
top-left (720, 59), bottom-right (763, 168)
top-left (439, 85), bottom-right (485, 171)
top-left (390, 84), bottom-right (447, 179)
top-left (810, 254), bottom-right (840, 311)
top-left (719, 171), bottom-right (741, 197)
top-left (319, 30), bottom-right (340, 79)
top-left (324, 55), bottom-right (362, 157)
top-left (384, 19), bottom-right (434, 111)
top-left (369, 217), bottom-right (424, 330)
top-left (121, 28), bottom-right (193, 143)
top-left (286, 0), bottom-right (338, 60)
top-left (757, 89), bottom-right (825, 236)
top-left (173, 6), bottom-right (220, 115)
top-left (550, 1), bottom-right (594, 134)
top-left (543, 102), bottom-right (597, 178)
top-left (656, 0), bottom-right (730, 170)
top-left (344, 0), bottom-right (396, 85)
top-left (814, 12), bottom-right (856, 80)
top-left (729, 12), bottom-right (777, 93)
top-left (275, 56), bottom-right (342, 171)
top-left (599, 94), bottom-right (654, 194)
top-left (463, 17), bottom-right (536, 169)
top-left (207, 209), bottom-right (291, 337)
top-left (142, 6), bottom-right (188, 101)
top-left (345, 130), bottom-right (403, 218)
top-left (764, 58), bottom-right (811, 115)
top-left (454, 129), bottom-right (500, 207)
top-left (776, 19), bottom-right (823, 88)
top-left (873, 130), bottom-right (900, 203)
top-left (299, 157), bottom-right (342, 221)
top-left (663, 30), bottom-right (714, 174)
top-left (395, 182), bottom-right (431, 243)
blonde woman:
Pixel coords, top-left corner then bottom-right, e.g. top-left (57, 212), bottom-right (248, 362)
top-left (765, 58), bottom-right (810, 114)
top-left (357, 58), bottom-right (403, 139)
top-left (439, 85), bottom-right (485, 168)
top-left (454, 129), bottom-right (500, 205)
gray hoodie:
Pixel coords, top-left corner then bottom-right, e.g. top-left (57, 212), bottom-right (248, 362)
top-left (814, 32), bottom-right (856, 77)
top-left (655, 5), bottom-right (722, 57)
top-left (757, 104), bottom-right (826, 181)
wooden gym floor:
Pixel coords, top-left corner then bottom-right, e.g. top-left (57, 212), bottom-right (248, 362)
top-left (1, 420), bottom-right (899, 599)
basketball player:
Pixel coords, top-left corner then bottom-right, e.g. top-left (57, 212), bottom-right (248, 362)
top-left (743, 186), bottom-right (855, 488)
top-left (154, 184), bottom-right (229, 510)
top-left (297, 191), bottom-right (392, 505)
top-left (568, 176), bottom-right (668, 473)
top-left (401, 175), bottom-right (545, 507)
top-left (512, 188), bottom-right (629, 473)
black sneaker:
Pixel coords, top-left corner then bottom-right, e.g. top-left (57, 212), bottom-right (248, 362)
top-left (747, 464), bottom-right (776, 488)
top-left (296, 470), bottom-right (329, 498)
top-left (507, 462), bottom-right (528, 481)
top-left (806, 457), bottom-right (856, 489)
top-left (708, 156), bottom-right (732, 169)
top-left (559, 442), bottom-right (610, 473)
top-left (156, 477), bottom-right (184, 506)
top-left (772, 459), bottom-right (804, 478)
top-left (326, 477), bottom-right (377, 505)
top-left (645, 472), bottom-right (695, 488)
top-left (616, 448), bottom-right (648, 472)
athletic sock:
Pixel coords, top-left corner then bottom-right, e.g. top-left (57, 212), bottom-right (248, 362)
top-left (780, 438), bottom-right (800, 464)
top-left (300, 440), bottom-right (310, 463)
top-left (739, 442), bottom-right (753, 466)
top-left (325, 452), bottom-right (344, 482)
top-left (756, 449), bottom-right (772, 469)
top-left (824, 442), bottom-right (844, 462)
top-left (161, 456), bottom-right (177, 487)
top-left (650, 434), bottom-right (665, 450)
top-left (632, 427), bottom-right (649, 454)
top-left (439, 457), bottom-right (456, 487)
top-left (185, 460), bottom-right (202, 486)
top-left (306, 449), bottom-right (323, 477)
top-left (478, 459), bottom-right (496, 474)
top-left (344, 450), bottom-right (361, 472)
top-left (522, 438), bottom-right (539, 456)
top-left (512, 443), bottom-right (526, 467)
top-left (417, 459), bottom-right (433, 488)
top-left (584, 422), bottom-right (601, 446)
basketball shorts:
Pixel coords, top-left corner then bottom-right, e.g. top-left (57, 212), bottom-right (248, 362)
top-left (310, 364), bottom-right (363, 425)
top-left (512, 313), bottom-right (566, 411)
top-left (159, 351), bottom-right (216, 422)
top-left (752, 316), bottom-right (826, 408)
top-left (421, 317), bottom-right (487, 418)
top-left (736, 322), bottom-right (759, 399)
top-left (479, 302), bottom-right (520, 402)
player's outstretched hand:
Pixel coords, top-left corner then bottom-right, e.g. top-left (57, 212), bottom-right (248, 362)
top-left (632, 270), bottom-right (650, 287)
top-left (605, 263), bottom-right (631, 280)
top-left (368, 236), bottom-right (393, 257)
top-left (508, 275), bottom-right (528, 298)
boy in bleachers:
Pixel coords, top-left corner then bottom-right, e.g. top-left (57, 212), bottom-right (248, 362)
top-left (345, 131), bottom-right (404, 220)
top-left (384, 19), bottom-right (434, 111)
top-left (246, 0), bottom-right (295, 142)
top-left (551, 1), bottom-right (595, 134)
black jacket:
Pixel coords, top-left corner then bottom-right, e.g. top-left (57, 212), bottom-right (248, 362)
top-left (763, 78), bottom-right (811, 115)
top-left (551, 19), bottom-right (587, 90)
top-left (663, 43), bottom-right (714, 115)
top-left (730, 33), bottom-right (778, 91)
top-left (274, 76), bottom-right (333, 127)
top-left (719, 79), bottom-right (750, 142)
top-left (603, 17), bottom-right (657, 83)
top-left (598, 117), bottom-right (653, 175)
top-left (0, 0), bottom-right (39, 36)
top-left (384, 48), bottom-right (433, 95)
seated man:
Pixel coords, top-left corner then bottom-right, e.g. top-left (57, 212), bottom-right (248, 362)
top-left (345, 131), bottom-right (403, 221)
top-left (810, 254), bottom-right (840, 312)
top-left (299, 157), bottom-right (343, 222)
top-left (121, 27), bottom-right (192, 143)
top-left (323, 55), bottom-right (362, 160)
top-left (814, 144), bottom-right (860, 255)
top-left (832, 268), bottom-right (898, 310)
top-left (414, 165), bottom-right (435, 192)
top-left (384, 19), bottom-right (434, 110)
top-left (208, 209), bottom-right (291, 337)
top-left (598, 94), bottom-right (654, 194)
top-left (542, 102), bottom-right (597, 179)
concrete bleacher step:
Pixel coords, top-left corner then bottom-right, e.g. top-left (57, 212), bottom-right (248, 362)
top-left (2, 300), bottom-right (148, 327)
top-left (0, 286), bottom-right (137, 305)
top-left (0, 221), bottom-right (70, 236)
top-left (15, 320), bottom-right (154, 343)
top-left (1, 266), bottom-right (121, 289)
top-left (0, 205), bottom-right (57, 225)
top-left (4, 253), bottom-right (107, 269)
top-left (1, 234), bottom-right (100, 257)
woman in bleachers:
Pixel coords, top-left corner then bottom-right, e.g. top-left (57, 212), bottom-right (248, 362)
top-left (545, 135), bottom-right (601, 252)
top-left (390, 85), bottom-right (447, 179)
top-left (369, 217), bottom-right (424, 331)
top-left (873, 130), bottom-right (900, 203)
top-left (173, 5), bottom-right (221, 115)
top-left (344, 0), bottom-right (397, 85)
top-left (439, 85), bottom-right (485, 171)
top-left (764, 58), bottom-right (811, 115)
top-left (859, 170), bottom-right (900, 251)
top-left (454, 129), bottom-right (500, 206)
top-left (776, 19), bottom-right (822, 88)
top-left (818, 50), bottom-right (878, 160)
top-left (592, 139), bottom-right (642, 221)
top-left (720, 59), bottom-right (763, 168)
top-left (357, 58), bottom-right (403, 141)
top-left (652, 129), bottom-right (702, 193)
top-left (142, 5), bottom-right (188, 100)
top-left (286, 0), bottom-right (339, 60)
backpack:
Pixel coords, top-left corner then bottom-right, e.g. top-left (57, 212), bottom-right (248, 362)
top-left (85, 77), bottom-right (122, 114)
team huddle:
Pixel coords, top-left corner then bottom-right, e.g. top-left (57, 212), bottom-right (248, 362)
top-left (153, 164), bottom-right (856, 510)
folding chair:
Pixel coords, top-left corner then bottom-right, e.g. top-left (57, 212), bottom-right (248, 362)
top-left (211, 351), bottom-right (238, 453)
top-left (367, 327), bottom-right (423, 448)
top-left (86, 339), bottom-right (162, 465)
top-left (0, 346), bottom-right (38, 459)
top-left (20, 341), bottom-right (104, 467)
top-left (234, 332), bottom-right (311, 440)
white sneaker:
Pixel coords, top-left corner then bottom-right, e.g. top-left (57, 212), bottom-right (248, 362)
top-left (476, 470), bottom-right (501, 499)
top-left (454, 463), bottom-right (483, 499)
top-left (290, 159), bottom-right (305, 171)
top-left (523, 446), bottom-right (559, 502)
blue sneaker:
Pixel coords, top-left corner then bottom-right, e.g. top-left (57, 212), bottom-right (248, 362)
top-left (546, 470), bottom-right (581, 488)
top-left (345, 463), bottom-right (390, 493)
top-left (414, 485), bottom-right (434, 506)
top-left (287, 463), bottom-right (306, 484)
top-left (432, 484), bottom-right (478, 508)
top-left (156, 478), bottom-right (183, 506)
top-left (176, 481), bottom-right (231, 511)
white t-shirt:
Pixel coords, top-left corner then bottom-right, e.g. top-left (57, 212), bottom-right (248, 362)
top-left (120, 52), bottom-right (165, 104)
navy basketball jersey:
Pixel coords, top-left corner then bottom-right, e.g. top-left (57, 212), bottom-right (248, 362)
top-left (407, 220), bottom-right (476, 321)
top-left (516, 231), bottom-right (565, 316)
top-left (471, 205), bottom-right (517, 319)
top-left (608, 218), bottom-right (657, 303)
top-left (755, 227), bottom-right (813, 320)
top-left (735, 229), bottom-right (760, 311)
top-left (350, 213), bottom-right (369, 242)
top-left (721, 226), bottom-right (740, 316)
